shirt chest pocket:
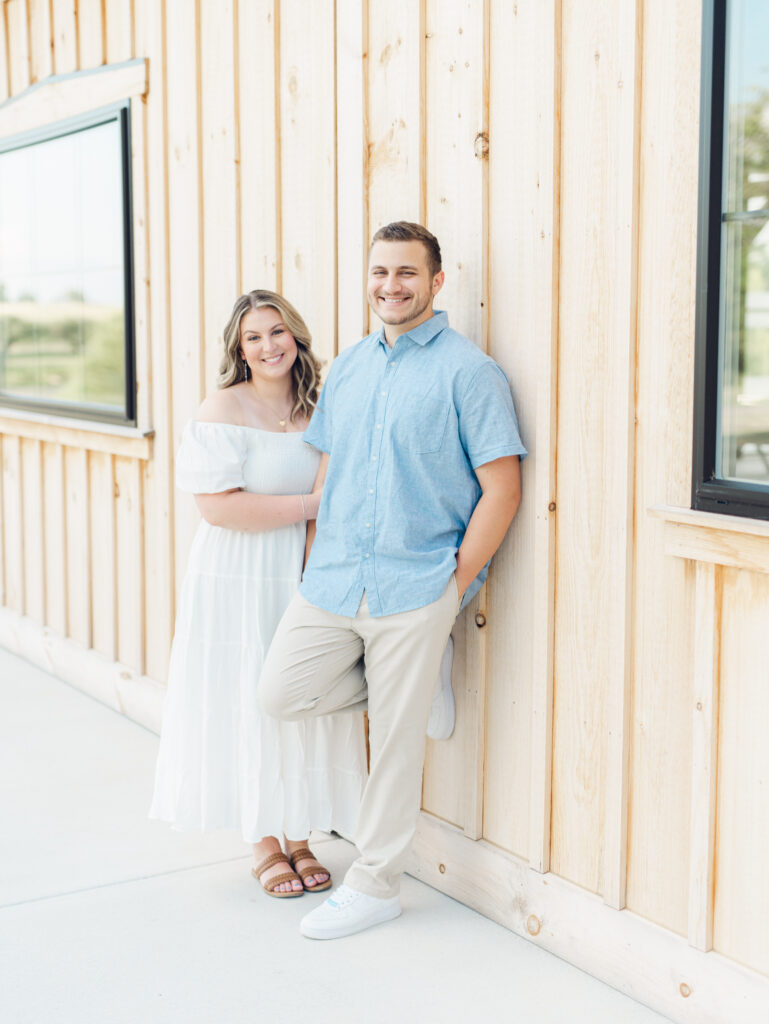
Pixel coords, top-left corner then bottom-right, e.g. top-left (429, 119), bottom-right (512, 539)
top-left (393, 395), bottom-right (452, 454)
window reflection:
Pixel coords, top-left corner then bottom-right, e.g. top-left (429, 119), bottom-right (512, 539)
top-left (717, 0), bottom-right (769, 483)
top-left (0, 115), bottom-right (127, 416)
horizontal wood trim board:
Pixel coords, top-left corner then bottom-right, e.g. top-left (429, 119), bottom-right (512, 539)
top-left (0, 58), bottom-right (148, 137)
top-left (0, 608), bottom-right (164, 734)
top-left (663, 521), bottom-right (769, 575)
top-left (408, 813), bottom-right (768, 1024)
top-left (0, 418), bottom-right (152, 459)
top-left (651, 504), bottom-right (769, 538)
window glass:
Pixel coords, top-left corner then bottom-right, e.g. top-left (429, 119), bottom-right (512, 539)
top-left (0, 112), bottom-right (131, 420)
top-left (717, 0), bottom-right (769, 483)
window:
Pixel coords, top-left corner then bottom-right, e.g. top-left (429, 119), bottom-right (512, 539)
top-left (0, 102), bottom-right (135, 425)
top-left (693, 0), bottom-right (769, 518)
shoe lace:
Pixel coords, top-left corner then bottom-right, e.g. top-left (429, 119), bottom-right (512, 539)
top-left (328, 885), bottom-right (360, 909)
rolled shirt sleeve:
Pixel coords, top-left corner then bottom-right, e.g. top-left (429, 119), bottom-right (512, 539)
top-left (458, 362), bottom-right (528, 469)
top-left (303, 366), bottom-right (334, 454)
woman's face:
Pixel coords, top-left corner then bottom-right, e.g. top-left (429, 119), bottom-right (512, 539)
top-left (239, 306), bottom-right (298, 384)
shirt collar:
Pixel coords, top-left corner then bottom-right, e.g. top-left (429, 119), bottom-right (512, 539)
top-left (376, 310), bottom-right (449, 350)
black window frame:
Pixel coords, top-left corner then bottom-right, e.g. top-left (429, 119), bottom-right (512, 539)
top-left (0, 101), bottom-right (136, 427)
top-left (692, 0), bottom-right (769, 519)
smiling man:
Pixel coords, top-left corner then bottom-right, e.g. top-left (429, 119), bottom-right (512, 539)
top-left (259, 221), bottom-right (527, 939)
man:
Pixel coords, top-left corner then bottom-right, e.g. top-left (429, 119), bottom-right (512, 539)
top-left (259, 222), bottom-right (526, 939)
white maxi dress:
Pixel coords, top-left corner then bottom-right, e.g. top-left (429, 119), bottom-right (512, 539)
top-left (150, 420), bottom-right (368, 842)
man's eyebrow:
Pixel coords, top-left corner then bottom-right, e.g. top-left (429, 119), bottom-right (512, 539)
top-left (370, 264), bottom-right (420, 271)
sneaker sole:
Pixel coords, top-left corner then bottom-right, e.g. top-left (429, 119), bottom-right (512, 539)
top-left (300, 901), bottom-right (402, 940)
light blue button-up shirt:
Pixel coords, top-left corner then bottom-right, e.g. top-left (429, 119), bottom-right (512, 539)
top-left (300, 311), bottom-right (527, 617)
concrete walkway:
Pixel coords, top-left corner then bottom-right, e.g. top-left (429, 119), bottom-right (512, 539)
top-left (0, 646), bottom-right (671, 1024)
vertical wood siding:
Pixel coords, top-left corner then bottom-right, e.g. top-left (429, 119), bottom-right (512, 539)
top-left (626, 0), bottom-right (701, 937)
top-left (1, 0), bottom-right (767, 988)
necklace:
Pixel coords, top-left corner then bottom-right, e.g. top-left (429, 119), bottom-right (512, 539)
top-left (254, 391), bottom-right (293, 429)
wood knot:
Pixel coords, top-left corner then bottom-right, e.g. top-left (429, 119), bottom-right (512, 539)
top-left (474, 612), bottom-right (487, 629)
top-left (474, 132), bottom-right (489, 160)
top-left (548, 501), bottom-right (556, 512)
top-left (438, 863), bottom-right (446, 874)
top-left (679, 983), bottom-right (692, 999)
top-left (526, 914), bottom-right (541, 936)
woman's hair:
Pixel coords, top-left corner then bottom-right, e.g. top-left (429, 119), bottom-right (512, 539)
top-left (218, 290), bottom-right (322, 422)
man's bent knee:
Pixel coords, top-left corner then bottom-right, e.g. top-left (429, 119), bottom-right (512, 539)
top-left (257, 667), bottom-right (294, 720)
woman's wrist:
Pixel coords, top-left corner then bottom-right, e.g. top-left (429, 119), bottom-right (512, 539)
top-left (299, 492), bottom-right (321, 521)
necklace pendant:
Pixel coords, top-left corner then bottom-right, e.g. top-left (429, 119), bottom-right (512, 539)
top-left (279, 419), bottom-right (286, 427)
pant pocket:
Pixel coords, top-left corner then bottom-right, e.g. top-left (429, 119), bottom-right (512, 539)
top-left (451, 573), bottom-right (461, 614)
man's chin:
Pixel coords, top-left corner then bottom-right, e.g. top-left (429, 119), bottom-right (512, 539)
top-left (378, 311), bottom-right (412, 326)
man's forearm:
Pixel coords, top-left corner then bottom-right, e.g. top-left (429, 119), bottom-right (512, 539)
top-left (454, 456), bottom-right (521, 597)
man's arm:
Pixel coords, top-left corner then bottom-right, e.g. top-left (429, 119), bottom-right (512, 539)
top-left (454, 455), bottom-right (522, 598)
top-left (303, 451), bottom-right (329, 569)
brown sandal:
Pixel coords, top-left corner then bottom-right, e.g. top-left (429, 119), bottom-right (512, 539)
top-left (251, 851), bottom-right (304, 898)
top-left (286, 846), bottom-right (333, 893)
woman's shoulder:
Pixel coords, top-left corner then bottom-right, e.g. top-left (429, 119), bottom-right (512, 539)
top-left (195, 386), bottom-right (247, 427)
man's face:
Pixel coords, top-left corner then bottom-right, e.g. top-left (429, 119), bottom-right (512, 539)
top-left (366, 240), bottom-right (444, 336)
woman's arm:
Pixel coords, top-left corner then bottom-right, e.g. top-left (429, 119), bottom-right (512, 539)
top-left (195, 488), bottom-right (320, 533)
top-left (191, 390), bottom-right (321, 532)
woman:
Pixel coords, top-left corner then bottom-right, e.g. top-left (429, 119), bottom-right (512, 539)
top-left (150, 290), bottom-right (367, 897)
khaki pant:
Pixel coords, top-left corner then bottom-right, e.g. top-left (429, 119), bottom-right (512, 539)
top-left (259, 576), bottom-right (460, 898)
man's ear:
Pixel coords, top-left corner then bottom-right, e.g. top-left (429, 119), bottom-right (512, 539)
top-left (432, 270), bottom-right (445, 296)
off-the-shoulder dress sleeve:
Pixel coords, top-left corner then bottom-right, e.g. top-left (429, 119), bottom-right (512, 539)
top-left (175, 421), bottom-right (248, 494)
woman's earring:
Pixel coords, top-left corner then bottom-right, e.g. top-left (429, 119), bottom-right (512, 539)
top-left (243, 359), bottom-right (249, 381)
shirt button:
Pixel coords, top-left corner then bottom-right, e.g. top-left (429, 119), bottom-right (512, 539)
top-left (365, 553), bottom-right (370, 558)
top-left (365, 523), bottom-right (371, 528)
top-left (376, 424), bottom-right (382, 429)
top-left (369, 489), bottom-right (374, 494)
top-left (372, 455), bottom-right (377, 461)
top-left (381, 390), bottom-right (386, 396)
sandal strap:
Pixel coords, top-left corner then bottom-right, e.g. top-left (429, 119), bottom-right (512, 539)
top-left (286, 846), bottom-right (315, 868)
top-left (295, 863), bottom-right (329, 882)
top-left (287, 846), bottom-right (329, 880)
top-left (262, 870), bottom-right (301, 893)
top-left (254, 851), bottom-right (290, 879)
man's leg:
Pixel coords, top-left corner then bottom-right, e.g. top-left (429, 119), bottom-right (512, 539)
top-left (259, 592), bottom-right (367, 720)
top-left (344, 577), bottom-right (459, 899)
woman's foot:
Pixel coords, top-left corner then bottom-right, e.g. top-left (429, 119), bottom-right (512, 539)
top-left (252, 836), bottom-right (303, 895)
top-left (285, 838), bottom-right (332, 891)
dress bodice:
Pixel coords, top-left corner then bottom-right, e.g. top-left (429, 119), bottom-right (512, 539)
top-left (175, 421), bottom-right (320, 496)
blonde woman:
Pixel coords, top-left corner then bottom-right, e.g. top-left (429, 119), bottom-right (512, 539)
top-left (150, 290), bottom-right (367, 897)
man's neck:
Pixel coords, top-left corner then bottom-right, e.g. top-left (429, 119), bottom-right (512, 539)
top-left (382, 308), bottom-right (436, 348)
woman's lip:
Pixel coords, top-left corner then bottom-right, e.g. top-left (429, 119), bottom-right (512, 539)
top-left (262, 353), bottom-right (284, 363)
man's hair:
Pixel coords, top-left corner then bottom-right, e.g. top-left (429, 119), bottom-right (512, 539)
top-left (370, 221), bottom-right (442, 278)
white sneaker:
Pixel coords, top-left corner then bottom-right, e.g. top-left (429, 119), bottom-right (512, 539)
top-left (300, 884), bottom-right (402, 940)
top-left (427, 635), bottom-right (455, 740)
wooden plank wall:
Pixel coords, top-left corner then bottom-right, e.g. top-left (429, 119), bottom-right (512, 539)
top-left (1, 0), bottom-right (768, 990)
